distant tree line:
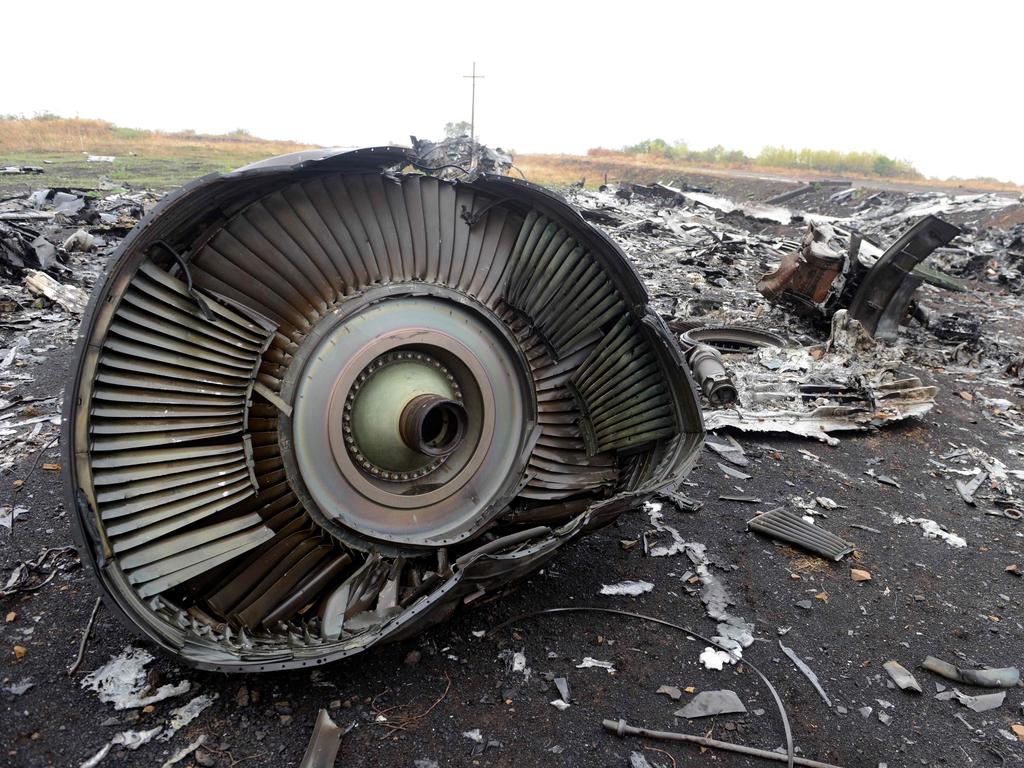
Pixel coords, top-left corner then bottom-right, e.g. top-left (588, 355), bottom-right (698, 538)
top-left (613, 138), bottom-right (921, 179)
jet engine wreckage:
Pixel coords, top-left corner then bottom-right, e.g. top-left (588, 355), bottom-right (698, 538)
top-left (63, 147), bottom-right (704, 671)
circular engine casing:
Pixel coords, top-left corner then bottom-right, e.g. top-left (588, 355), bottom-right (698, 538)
top-left (64, 147), bottom-right (704, 671)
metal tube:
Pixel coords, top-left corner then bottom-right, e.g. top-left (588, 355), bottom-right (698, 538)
top-left (602, 719), bottom-right (844, 768)
top-left (685, 343), bottom-right (737, 406)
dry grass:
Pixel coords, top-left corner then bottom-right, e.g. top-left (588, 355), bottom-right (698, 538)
top-left (0, 117), bottom-right (316, 158)
top-left (4, 118), bottom-right (1019, 196)
top-left (0, 117), bottom-right (322, 191)
top-left (516, 151), bottom-right (1024, 193)
top-left (777, 546), bottom-right (830, 572)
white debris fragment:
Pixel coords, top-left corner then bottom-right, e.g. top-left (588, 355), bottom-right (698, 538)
top-left (158, 693), bottom-right (216, 740)
top-left (576, 657), bottom-right (616, 673)
top-left (24, 269), bottom-right (89, 314)
top-left (644, 501), bottom-right (688, 557)
top-left (82, 646), bottom-right (191, 710)
top-left (550, 698), bottom-right (570, 711)
top-left (600, 580), bottom-right (654, 596)
top-left (699, 647), bottom-right (734, 670)
top-left (676, 189), bottom-right (794, 225)
top-left (498, 647), bottom-right (531, 681)
top-left (816, 497), bottom-right (839, 509)
top-left (80, 726), bottom-right (163, 768)
top-left (160, 736), bottom-right (206, 768)
top-left (0, 505), bottom-right (28, 529)
top-left (894, 516), bottom-right (967, 548)
top-left (113, 727), bottom-right (162, 750)
top-left (63, 228), bottom-right (96, 253)
top-left (462, 728), bottom-right (484, 743)
top-left (951, 687), bottom-right (1005, 713)
top-left (2, 679), bottom-right (33, 695)
top-left (80, 743), bottom-right (112, 768)
top-left (643, 502), bottom-right (753, 667)
top-left (511, 650), bottom-right (528, 673)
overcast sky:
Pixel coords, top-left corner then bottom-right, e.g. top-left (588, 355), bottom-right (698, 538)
top-left (5, 1), bottom-right (1021, 182)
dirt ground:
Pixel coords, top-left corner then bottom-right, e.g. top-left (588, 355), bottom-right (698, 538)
top-left (2, 170), bottom-right (1022, 768)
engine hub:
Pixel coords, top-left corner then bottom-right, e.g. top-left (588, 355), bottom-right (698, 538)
top-left (280, 292), bottom-right (535, 551)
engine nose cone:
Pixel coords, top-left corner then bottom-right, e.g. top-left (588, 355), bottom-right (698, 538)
top-left (347, 353), bottom-right (464, 474)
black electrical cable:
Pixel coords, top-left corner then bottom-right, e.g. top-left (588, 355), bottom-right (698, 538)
top-left (487, 606), bottom-right (795, 768)
top-left (404, 158), bottom-right (471, 176)
top-left (149, 239), bottom-right (214, 321)
top-left (460, 198), bottom-right (513, 227)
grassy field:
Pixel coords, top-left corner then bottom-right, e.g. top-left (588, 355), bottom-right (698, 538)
top-left (3, 117), bottom-right (1020, 194)
top-left (0, 117), bottom-right (317, 191)
top-left (515, 151), bottom-right (1024, 193)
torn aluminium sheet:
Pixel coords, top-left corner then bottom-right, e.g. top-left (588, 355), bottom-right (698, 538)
top-left (893, 515), bottom-right (967, 548)
top-left (81, 646), bottom-right (191, 710)
top-left (702, 312), bottom-right (936, 445)
top-left (600, 580), bottom-right (655, 596)
top-left (643, 502), bottom-right (754, 668)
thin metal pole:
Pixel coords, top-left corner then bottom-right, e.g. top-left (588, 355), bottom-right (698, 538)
top-left (463, 63), bottom-right (484, 168)
top-left (68, 596), bottom-right (103, 675)
top-left (603, 720), bottom-right (844, 768)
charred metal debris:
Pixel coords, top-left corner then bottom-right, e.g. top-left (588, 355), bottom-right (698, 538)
top-left (409, 134), bottom-right (513, 177)
top-left (565, 180), bottom-right (1024, 444)
top-left (758, 215), bottom-right (961, 340)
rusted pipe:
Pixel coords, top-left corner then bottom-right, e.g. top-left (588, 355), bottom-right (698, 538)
top-left (603, 719), bottom-right (844, 768)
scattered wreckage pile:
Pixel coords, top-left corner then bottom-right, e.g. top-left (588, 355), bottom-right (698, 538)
top-left (558, 177), bottom-right (1024, 765)
top-left (566, 177), bottom-right (1024, 567)
top-left (568, 179), bottom-right (1024, 447)
top-left (3, 148), bottom-right (1024, 767)
top-left (1, 186), bottom-right (157, 495)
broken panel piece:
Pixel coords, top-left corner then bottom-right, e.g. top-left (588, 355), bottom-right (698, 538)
top-left (847, 215), bottom-right (961, 340)
top-left (747, 508), bottom-right (855, 561)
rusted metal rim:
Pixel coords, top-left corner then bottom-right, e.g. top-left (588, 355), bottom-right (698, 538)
top-left (680, 325), bottom-right (787, 352)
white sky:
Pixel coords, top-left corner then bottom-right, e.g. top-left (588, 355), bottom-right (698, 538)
top-left (5, 1), bottom-right (1021, 182)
